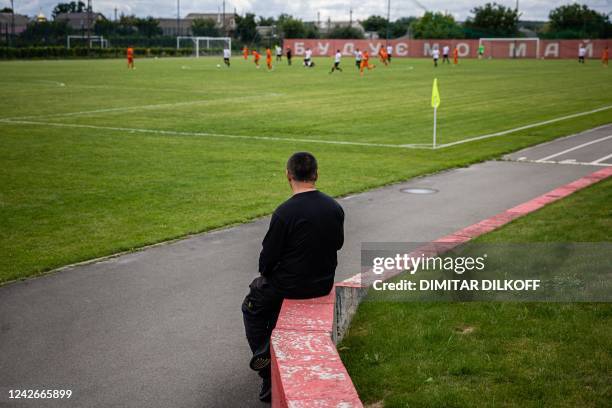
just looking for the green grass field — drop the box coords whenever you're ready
[339,178,612,407]
[0,56,611,282]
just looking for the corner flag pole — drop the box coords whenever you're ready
[431,78,441,149]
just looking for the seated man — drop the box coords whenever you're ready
[242,152,345,402]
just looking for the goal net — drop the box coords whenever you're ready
[176,36,232,57]
[67,35,109,49]
[479,38,541,59]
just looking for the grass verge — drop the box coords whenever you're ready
[339,178,612,407]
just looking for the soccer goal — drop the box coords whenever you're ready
[176,36,232,57]
[479,38,540,59]
[67,35,109,49]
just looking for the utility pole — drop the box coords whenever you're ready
[87,0,92,48]
[114,7,117,22]
[176,0,180,36]
[349,9,352,28]
[514,0,519,59]
[386,0,391,44]
[222,0,226,36]
[10,0,15,47]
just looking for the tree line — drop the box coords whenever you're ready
[5,2,611,48]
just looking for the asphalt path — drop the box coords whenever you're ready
[0,128,608,408]
[504,124,612,166]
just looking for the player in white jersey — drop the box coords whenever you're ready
[223,47,231,67]
[354,48,363,69]
[442,45,450,64]
[275,45,282,62]
[330,50,343,73]
[432,47,440,67]
[578,45,586,64]
[386,45,393,62]
[303,48,313,67]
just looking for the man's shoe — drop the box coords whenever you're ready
[259,377,272,402]
[249,340,271,371]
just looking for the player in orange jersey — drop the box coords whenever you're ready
[252,50,261,68]
[127,46,135,69]
[359,51,375,76]
[243,46,249,60]
[602,46,609,66]
[378,47,389,66]
[453,47,459,65]
[266,47,273,70]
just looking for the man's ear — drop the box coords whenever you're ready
[286,168,291,181]
[313,170,318,182]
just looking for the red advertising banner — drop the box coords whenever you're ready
[283,39,610,59]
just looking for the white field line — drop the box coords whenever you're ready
[35,80,66,87]
[436,106,612,149]
[590,153,612,165]
[2,93,283,121]
[2,105,610,151]
[536,134,612,162]
[0,119,421,149]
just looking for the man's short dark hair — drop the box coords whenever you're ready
[287,152,318,182]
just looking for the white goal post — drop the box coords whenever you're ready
[479,38,540,59]
[176,36,232,57]
[67,35,109,49]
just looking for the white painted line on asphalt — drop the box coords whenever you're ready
[437,106,612,149]
[536,134,612,162]
[590,153,612,165]
[513,158,611,167]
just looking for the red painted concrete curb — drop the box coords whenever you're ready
[270,166,611,407]
[271,289,363,408]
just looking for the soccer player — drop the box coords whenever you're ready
[432,47,440,67]
[243,46,249,60]
[453,47,459,65]
[378,46,389,66]
[386,44,393,63]
[223,47,231,67]
[304,48,313,67]
[478,44,485,59]
[252,50,261,68]
[578,45,586,64]
[354,48,363,69]
[275,45,282,62]
[603,46,609,66]
[330,49,343,73]
[360,51,375,76]
[266,47,273,70]
[286,48,292,65]
[442,45,450,64]
[127,46,134,69]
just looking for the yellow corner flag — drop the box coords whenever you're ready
[431,78,441,109]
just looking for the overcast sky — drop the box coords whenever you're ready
[7,0,612,22]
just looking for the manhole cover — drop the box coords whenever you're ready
[400,187,438,195]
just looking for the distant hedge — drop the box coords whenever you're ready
[0,47,203,60]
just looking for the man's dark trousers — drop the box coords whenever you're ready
[242,276,284,379]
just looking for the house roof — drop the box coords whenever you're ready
[54,12,106,28]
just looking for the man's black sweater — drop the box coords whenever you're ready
[259,190,344,299]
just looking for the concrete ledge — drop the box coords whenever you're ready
[270,167,611,407]
[271,287,363,408]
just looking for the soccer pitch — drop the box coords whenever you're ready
[0,57,610,282]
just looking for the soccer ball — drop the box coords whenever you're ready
[216,64,221,68]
